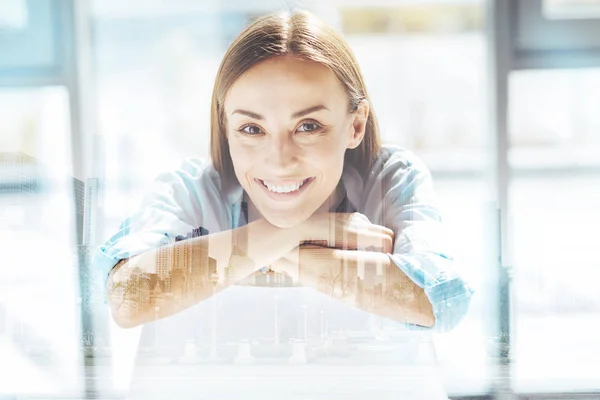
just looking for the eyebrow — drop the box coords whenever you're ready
[231,105,329,120]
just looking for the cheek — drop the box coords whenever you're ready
[312,137,346,166]
[228,141,250,174]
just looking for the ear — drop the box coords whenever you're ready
[347,99,369,150]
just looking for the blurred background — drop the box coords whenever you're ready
[1,0,600,399]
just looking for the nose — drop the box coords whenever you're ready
[267,134,299,169]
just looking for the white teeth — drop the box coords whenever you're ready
[262,179,308,193]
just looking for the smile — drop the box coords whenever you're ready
[256,177,314,195]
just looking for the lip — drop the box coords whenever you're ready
[260,178,308,185]
[254,177,314,201]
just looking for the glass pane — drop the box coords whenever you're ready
[544,0,600,20]
[0,0,59,70]
[0,0,28,30]
[0,87,84,397]
[431,177,493,396]
[340,4,491,396]
[91,1,489,398]
[509,69,600,392]
[510,175,600,392]
[342,4,488,174]
[509,69,600,171]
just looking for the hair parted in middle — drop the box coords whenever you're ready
[210,9,381,182]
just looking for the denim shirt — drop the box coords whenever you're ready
[93,144,474,333]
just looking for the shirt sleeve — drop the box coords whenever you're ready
[91,158,210,298]
[380,152,475,333]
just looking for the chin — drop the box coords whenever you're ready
[264,213,308,229]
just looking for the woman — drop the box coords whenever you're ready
[95,8,472,371]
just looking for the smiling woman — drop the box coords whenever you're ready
[93,8,472,356]
[225,56,368,228]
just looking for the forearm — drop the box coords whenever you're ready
[106,219,299,328]
[299,249,435,328]
[106,254,232,328]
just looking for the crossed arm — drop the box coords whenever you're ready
[106,213,434,329]
[269,245,434,327]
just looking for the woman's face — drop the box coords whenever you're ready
[224,56,369,228]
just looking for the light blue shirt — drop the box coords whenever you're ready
[93,144,474,333]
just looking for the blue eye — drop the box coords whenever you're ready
[239,125,262,135]
[297,122,321,133]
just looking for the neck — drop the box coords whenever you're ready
[318,179,345,213]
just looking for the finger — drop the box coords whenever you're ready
[369,224,394,239]
[363,223,394,243]
[334,213,366,249]
[371,231,393,253]
[355,231,392,253]
[332,225,391,252]
[341,214,393,251]
[338,221,358,250]
[359,222,393,252]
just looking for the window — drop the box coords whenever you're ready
[90,0,491,397]
[0,87,85,397]
[544,0,600,19]
[509,69,600,393]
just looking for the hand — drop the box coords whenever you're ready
[273,244,390,297]
[268,245,335,285]
[300,212,394,253]
[271,243,434,327]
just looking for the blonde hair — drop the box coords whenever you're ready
[210,9,381,181]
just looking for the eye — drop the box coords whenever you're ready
[238,125,262,135]
[296,121,322,133]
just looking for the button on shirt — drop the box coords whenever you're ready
[93,144,474,333]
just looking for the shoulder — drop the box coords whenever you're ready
[136,157,238,232]
[143,157,236,209]
[377,144,428,171]
[161,157,218,183]
[370,144,432,182]
[343,144,434,211]
[148,157,219,195]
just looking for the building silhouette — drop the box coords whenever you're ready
[0,152,39,196]
[226,245,255,283]
[0,151,110,351]
[156,245,173,292]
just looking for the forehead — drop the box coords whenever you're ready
[224,56,347,111]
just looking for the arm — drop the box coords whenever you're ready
[279,245,435,327]
[106,218,300,328]
[380,155,474,332]
[267,153,473,332]
[237,210,434,327]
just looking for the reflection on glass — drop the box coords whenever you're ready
[509,68,600,392]
[0,87,84,397]
[0,0,28,30]
[510,175,600,392]
[340,3,487,174]
[90,1,489,398]
[509,69,600,170]
[431,178,492,395]
[544,0,600,20]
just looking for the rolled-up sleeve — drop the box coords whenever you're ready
[91,159,209,300]
[382,153,474,333]
[92,218,178,283]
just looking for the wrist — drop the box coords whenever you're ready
[300,212,332,247]
[245,219,297,266]
[296,215,313,243]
